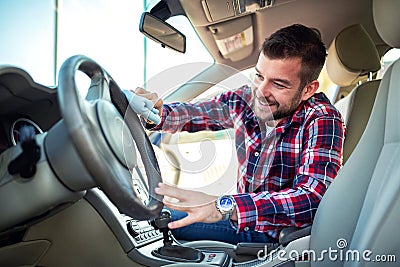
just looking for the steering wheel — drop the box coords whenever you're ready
[57,55,163,220]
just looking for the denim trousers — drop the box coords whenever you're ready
[168,209,276,245]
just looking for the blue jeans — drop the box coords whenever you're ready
[168,209,277,245]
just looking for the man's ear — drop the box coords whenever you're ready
[301,80,319,101]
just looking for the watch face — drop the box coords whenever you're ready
[220,196,234,210]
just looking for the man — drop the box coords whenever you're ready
[134,24,345,244]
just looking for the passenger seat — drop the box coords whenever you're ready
[326,24,381,163]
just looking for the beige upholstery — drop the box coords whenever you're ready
[335,80,380,163]
[310,0,400,265]
[328,24,381,163]
[326,24,380,87]
[373,0,400,48]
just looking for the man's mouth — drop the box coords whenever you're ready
[255,94,276,107]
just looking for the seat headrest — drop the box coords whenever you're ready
[373,0,400,48]
[326,24,381,87]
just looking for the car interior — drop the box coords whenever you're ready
[327,23,381,164]
[0,0,399,266]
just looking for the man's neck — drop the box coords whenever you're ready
[259,119,279,133]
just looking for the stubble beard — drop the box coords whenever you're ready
[252,89,303,123]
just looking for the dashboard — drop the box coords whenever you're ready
[0,65,235,266]
[0,66,61,153]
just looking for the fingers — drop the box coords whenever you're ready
[134,87,148,94]
[155,183,190,210]
[155,183,184,200]
[134,87,163,115]
[134,87,159,103]
[153,98,163,114]
[155,183,215,209]
[155,183,222,228]
[167,214,197,229]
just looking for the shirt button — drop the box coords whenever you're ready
[244,227,249,231]
[254,151,260,157]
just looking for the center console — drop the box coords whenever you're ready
[127,219,163,247]
[84,188,311,267]
[85,188,232,266]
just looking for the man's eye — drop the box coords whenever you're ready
[273,82,286,89]
[255,73,263,80]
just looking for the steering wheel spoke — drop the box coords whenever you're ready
[85,72,112,102]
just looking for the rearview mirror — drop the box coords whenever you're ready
[139,12,186,53]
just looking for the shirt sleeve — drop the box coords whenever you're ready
[148,89,248,133]
[233,116,345,234]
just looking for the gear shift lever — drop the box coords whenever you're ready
[151,210,204,262]
[151,210,173,246]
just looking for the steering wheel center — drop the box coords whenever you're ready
[96,100,137,170]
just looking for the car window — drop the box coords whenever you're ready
[377,48,400,79]
[191,67,254,101]
[157,69,255,194]
[0,1,55,85]
[0,0,213,96]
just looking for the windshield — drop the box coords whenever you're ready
[0,0,213,96]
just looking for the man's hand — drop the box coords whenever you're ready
[123,90,161,124]
[155,183,223,229]
[134,87,163,117]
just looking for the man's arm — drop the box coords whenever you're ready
[135,86,251,133]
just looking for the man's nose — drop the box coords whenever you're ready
[256,81,271,98]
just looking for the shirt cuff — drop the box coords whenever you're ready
[233,193,258,233]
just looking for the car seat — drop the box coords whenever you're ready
[326,23,381,164]
[310,0,400,266]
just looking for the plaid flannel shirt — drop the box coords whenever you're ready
[151,85,345,239]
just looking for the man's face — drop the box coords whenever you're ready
[252,53,306,123]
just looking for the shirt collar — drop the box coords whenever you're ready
[275,92,328,134]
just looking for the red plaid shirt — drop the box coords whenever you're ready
[152,85,345,239]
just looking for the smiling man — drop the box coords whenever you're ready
[134,24,345,244]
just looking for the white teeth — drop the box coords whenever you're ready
[258,98,270,106]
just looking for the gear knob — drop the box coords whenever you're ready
[150,209,205,262]
[152,209,171,230]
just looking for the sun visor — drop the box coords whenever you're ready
[201,0,274,22]
[209,15,253,61]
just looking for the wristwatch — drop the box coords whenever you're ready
[215,195,236,221]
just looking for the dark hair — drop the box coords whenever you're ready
[261,24,327,90]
